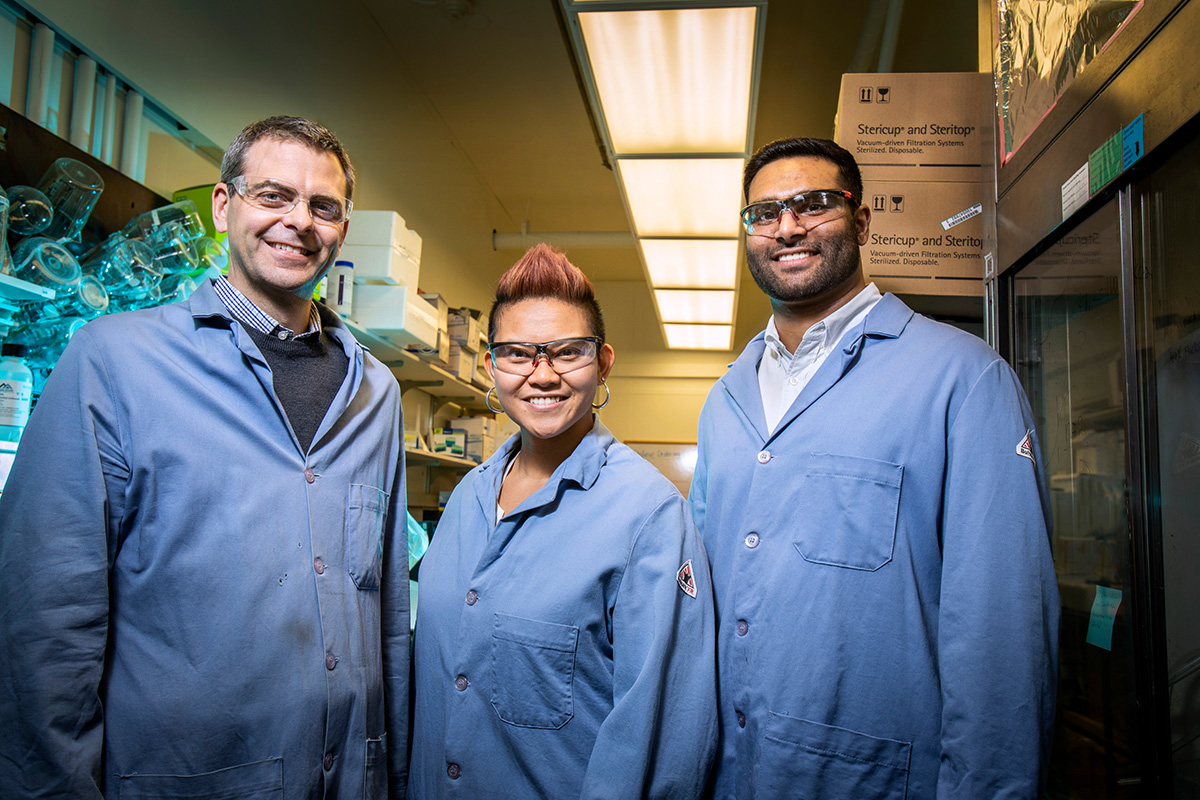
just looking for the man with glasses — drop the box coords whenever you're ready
[0,117,409,798]
[690,138,1059,798]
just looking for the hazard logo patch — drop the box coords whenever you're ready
[1016,429,1035,464]
[677,560,697,599]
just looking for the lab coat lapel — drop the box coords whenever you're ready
[720,334,771,443]
[767,293,916,441]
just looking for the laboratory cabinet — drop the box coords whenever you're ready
[990,0,1200,794]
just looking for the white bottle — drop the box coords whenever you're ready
[0,343,34,443]
[327,260,354,318]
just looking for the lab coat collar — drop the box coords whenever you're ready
[721,293,916,442]
[474,415,614,523]
[186,278,367,455]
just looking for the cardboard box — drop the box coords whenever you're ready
[342,210,423,284]
[418,292,450,331]
[448,309,483,351]
[430,429,465,457]
[859,166,983,297]
[350,284,439,347]
[405,327,451,367]
[834,73,986,167]
[448,342,476,382]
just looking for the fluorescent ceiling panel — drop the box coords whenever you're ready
[618,158,743,237]
[655,289,735,324]
[640,239,739,288]
[663,323,733,350]
[579,7,756,154]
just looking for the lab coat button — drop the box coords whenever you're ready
[745,533,760,549]
[455,674,469,691]
[304,467,315,483]
[323,752,334,770]
[465,590,478,606]
[789,376,799,386]
[736,711,746,728]
[325,653,337,670]
[757,450,771,464]
[736,619,749,636]
[313,557,325,575]
[447,763,461,780]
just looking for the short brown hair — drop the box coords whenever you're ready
[220,115,355,199]
[487,243,605,343]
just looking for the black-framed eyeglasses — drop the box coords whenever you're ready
[739,189,857,236]
[488,337,602,375]
[227,175,353,225]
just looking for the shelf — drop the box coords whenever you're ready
[342,317,489,408]
[405,446,478,470]
[0,273,55,302]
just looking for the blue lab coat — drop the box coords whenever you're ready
[410,419,717,798]
[0,280,410,798]
[691,294,1059,799]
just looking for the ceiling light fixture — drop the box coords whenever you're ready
[559,0,767,350]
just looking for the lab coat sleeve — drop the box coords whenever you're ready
[936,358,1060,798]
[381,402,410,798]
[0,329,123,799]
[580,493,718,800]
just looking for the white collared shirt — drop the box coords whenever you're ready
[757,283,883,433]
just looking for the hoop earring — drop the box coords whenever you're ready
[485,386,504,414]
[592,378,611,410]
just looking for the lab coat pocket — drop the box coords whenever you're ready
[346,483,389,589]
[490,613,578,729]
[793,453,902,571]
[759,712,910,799]
[118,757,283,799]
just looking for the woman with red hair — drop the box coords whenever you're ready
[410,244,717,798]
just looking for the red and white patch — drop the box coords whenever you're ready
[1016,429,1035,464]
[676,560,697,599]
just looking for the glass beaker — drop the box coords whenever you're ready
[35,158,105,242]
[6,186,54,237]
[11,237,82,292]
[122,200,204,243]
[40,274,109,320]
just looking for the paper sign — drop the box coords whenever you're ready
[1121,114,1145,171]
[1086,585,1122,651]
[1062,162,1090,220]
[1089,133,1122,195]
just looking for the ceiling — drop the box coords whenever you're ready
[26,0,979,352]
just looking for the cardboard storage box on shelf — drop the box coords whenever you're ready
[859,165,983,297]
[448,342,476,382]
[350,284,439,348]
[834,72,986,167]
[404,291,453,366]
[340,210,422,286]
[448,308,483,348]
[454,417,497,463]
[430,428,465,457]
[473,360,491,390]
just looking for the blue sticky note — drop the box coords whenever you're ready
[1086,585,1122,651]
[1122,114,1145,171]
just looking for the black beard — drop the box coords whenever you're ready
[746,223,862,304]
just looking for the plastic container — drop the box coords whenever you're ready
[35,158,104,242]
[0,343,34,443]
[326,260,354,317]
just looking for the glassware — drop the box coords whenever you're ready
[11,237,82,292]
[6,186,54,236]
[151,227,200,276]
[40,274,109,320]
[121,200,204,243]
[35,158,105,242]
[191,236,228,273]
[0,188,10,275]
[12,316,88,371]
[82,235,156,296]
